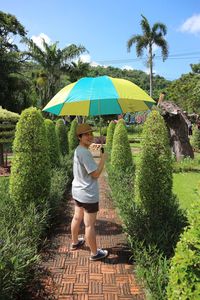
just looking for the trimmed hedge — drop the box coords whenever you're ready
[44,119,60,168]
[68,118,79,152]
[111,120,133,172]
[106,121,116,153]
[56,119,69,156]
[135,110,186,256]
[9,107,51,210]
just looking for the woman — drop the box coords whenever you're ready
[70,123,108,261]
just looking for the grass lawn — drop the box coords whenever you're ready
[173,172,200,210]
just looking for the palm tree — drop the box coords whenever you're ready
[68,59,90,82]
[127,15,169,97]
[23,38,87,106]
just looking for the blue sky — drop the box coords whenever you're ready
[1,0,200,80]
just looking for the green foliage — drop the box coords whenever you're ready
[127,15,168,96]
[9,107,51,210]
[190,127,200,150]
[0,12,34,113]
[138,110,173,208]
[191,62,200,74]
[68,118,79,152]
[108,120,135,230]
[107,164,135,227]
[135,110,187,256]
[134,244,169,300]
[167,201,200,300]
[172,155,200,173]
[0,107,20,123]
[166,73,200,113]
[106,121,116,153]
[55,119,69,155]
[44,119,60,168]
[0,108,19,164]
[23,38,87,107]
[111,120,133,172]
[0,187,47,299]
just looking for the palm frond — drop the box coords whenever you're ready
[152,23,167,36]
[154,37,169,61]
[140,15,151,35]
[62,44,87,61]
[127,35,142,52]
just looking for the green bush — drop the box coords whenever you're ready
[0,197,47,299]
[68,118,79,152]
[134,244,169,300]
[111,120,133,172]
[135,110,186,256]
[55,119,69,156]
[44,119,60,168]
[106,121,116,153]
[190,126,200,151]
[172,156,200,173]
[108,119,134,229]
[126,124,143,135]
[101,126,107,136]
[9,107,51,210]
[107,164,134,226]
[167,201,200,300]
[48,168,68,219]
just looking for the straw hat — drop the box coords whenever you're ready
[76,123,94,136]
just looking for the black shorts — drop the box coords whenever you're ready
[74,199,99,213]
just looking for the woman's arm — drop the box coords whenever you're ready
[90,152,107,178]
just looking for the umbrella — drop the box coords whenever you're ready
[43,76,156,116]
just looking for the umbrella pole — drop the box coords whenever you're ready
[99,115,102,137]
[98,100,104,153]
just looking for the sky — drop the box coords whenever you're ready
[1,0,200,81]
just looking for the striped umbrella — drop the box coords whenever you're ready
[43,76,156,116]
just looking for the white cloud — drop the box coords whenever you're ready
[79,54,91,63]
[90,61,100,67]
[179,14,200,34]
[31,33,51,50]
[122,65,133,71]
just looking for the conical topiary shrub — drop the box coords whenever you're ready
[44,119,60,168]
[9,107,51,210]
[68,118,79,152]
[111,120,133,172]
[55,119,69,156]
[108,119,134,226]
[136,110,186,256]
[106,121,116,153]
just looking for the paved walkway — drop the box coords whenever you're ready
[36,153,145,300]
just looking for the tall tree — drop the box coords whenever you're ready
[0,11,33,112]
[68,59,90,82]
[127,15,169,97]
[23,38,87,107]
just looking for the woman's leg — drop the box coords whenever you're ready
[84,211,97,255]
[71,205,84,244]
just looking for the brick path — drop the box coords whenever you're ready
[37,153,145,300]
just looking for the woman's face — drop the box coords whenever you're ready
[79,131,94,148]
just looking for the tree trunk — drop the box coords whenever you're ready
[149,46,153,97]
[0,143,4,167]
[163,114,194,161]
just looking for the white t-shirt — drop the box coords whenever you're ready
[72,145,99,203]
